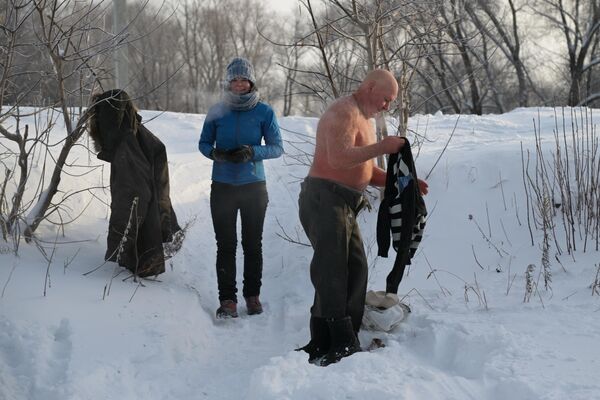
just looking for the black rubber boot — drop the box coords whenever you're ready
[319,316,361,367]
[295,316,330,364]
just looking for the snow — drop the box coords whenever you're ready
[1,107,600,400]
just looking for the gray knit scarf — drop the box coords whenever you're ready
[223,89,260,111]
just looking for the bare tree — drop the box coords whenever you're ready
[21,0,117,239]
[171,0,279,113]
[276,0,449,133]
[534,0,600,106]
[439,0,486,115]
[264,13,308,116]
[0,0,158,246]
[464,0,531,108]
[128,1,182,111]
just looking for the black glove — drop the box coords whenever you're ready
[227,145,254,163]
[210,148,229,162]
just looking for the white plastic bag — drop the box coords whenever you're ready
[362,290,411,332]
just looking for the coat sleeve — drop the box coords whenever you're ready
[376,152,398,258]
[252,105,283,161]
[199,108,217,159]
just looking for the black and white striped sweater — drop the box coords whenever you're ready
[376,138,427,294]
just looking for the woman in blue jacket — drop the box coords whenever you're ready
[199,57,284,319]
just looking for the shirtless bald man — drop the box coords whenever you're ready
[297,69,427,366]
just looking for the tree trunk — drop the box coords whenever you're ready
[568,71,583,106]
[24,110,90,240]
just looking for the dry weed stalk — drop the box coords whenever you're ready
[524,263,535,303]
[468,214,509,257]
[103,197,139,299]
[506,257,517,296]
[541,196,553,291]
[424,260,489,310]
[523,108,600,255]
[471,244,485,270]
[520,143,535,246]
[164,218,195,260]
[592,264,600,296]
[423,251,451,296]
[463,273,489,310]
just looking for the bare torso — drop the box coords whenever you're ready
[308,96,376,191]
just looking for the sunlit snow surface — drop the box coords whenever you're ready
[1,107,599,400]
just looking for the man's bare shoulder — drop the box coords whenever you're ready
[322,95,359,122]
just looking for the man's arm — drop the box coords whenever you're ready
[369,165,387,187]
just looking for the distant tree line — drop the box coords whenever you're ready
[2,0,600,118]
[272,0,600,120]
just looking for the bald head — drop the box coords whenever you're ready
[354,69,398,117]
[360,69,398,93]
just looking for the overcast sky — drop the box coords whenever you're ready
[265,0,299,14]
[155,0,301,14]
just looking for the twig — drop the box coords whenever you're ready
[1,262,17,298]
[471,245,485,270]
[425,115,460,180]
[498,171,507,211]
[275,217,310,247]
[43,228,60,296]
[513,192,522,226]
[562,290,578,300]
[554,254,567,273]
[83,260,110,276]
[486,202,492,238]
[473,272,488,310]
[129,280,144,303]
[592,263,600,296]
[63,248,81,274]
[500,218,513,247]
[506,257,516,296]
[423,251,451,296]
[469,214,509,257]
[520,142,535,246]
[400,288,435,311]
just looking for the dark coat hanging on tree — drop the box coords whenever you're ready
[88,89,181,277]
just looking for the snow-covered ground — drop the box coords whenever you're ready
[1,107,599,400]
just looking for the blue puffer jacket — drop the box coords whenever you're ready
[199,101,284,185]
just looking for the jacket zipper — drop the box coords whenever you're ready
[235,111,241,180]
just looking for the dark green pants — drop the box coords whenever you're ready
[298,177,368,333]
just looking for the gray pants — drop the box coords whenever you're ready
[298,177,368,333]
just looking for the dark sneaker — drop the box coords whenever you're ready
[245,296,263,315]
[216,300,238,319]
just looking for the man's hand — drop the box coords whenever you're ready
[379,136,406,154]
[417,178,429,195]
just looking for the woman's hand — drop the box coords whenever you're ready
[227,145,254,163]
